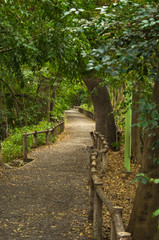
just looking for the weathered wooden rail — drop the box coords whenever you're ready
[78,107,95,120]
[90,131,108,175]
[89,131,132,240]
[23,120,64,161]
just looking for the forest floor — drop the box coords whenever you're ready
[0,109,140,240]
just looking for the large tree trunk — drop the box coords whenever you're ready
[11,84,22,127]
[0,83,9,138]
[83,75,116,148]
[128,79,159,240]
[37,75,51,121]
[50,85,58,121]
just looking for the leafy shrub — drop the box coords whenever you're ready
[1,120,56,163]
[80,103,94,113]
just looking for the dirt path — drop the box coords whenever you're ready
[0,109,95,240]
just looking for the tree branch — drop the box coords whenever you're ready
[5,93,34,101]
[0,78,24,109]
[0,45,24,54]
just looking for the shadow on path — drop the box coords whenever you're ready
[0,109,95,240]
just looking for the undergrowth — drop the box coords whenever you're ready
[1,120,56,163]
[80,103,94,113]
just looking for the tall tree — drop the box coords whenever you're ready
[83,74,116,147]
[128,79,159,240]
[77,1,159,238]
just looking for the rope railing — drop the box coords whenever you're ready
[89,131,132,240]
[23,120,64,162]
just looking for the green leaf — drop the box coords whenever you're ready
[81,51,87,57]
[153,179,159,184]
[142,178,148,184]
[152,209,159,218]
[94,64,103,71]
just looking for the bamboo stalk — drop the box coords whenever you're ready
[124,92,132,172]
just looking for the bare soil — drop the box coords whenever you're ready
[0,109,95,240]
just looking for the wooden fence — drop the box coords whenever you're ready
[89,131,132,240]
[78,107,122,144]
[78,107,95,121]
[23,120,64,162]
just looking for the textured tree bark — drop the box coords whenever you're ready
[83,75,116,148]
[50,85,58,121]
[37,75,51,121]
[11,84,22,127]
[128,79,159,240]
[0,83,9,138]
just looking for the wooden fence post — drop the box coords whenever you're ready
[56,123,59,135]
[93,181,103,240]
[101,151,107,175]
[89,177,94,222]
[59,122,62,133]
[63,121,65,132]
[103,141,108,149]
[102,141,108,174]
[46,129,50,144]
[23,132,27,162]
[90,131,96,148]
[60,122,62,133]
[60,121,64,133]
[58,123,60,134]
[94,132,98,149]
[99,135,105,163]
[101,136,105,149]
[89,155,97,222]
[50,127,55,140]
[90,155,97,169]
[33,131,37,148]
[99,134,102,150]
[111,207,123,240]
[97,133,100,150]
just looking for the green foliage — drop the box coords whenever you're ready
[1,120,55,162]
[80,103,94,113]
[131,172,159,185]
[75,1,159,83]
[131,173,149,185]
[111,141,121,150]
[134,100,159,131]
[152,208,159,231]
[152,209,159,218]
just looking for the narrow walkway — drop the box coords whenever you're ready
[0,109,95,240]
